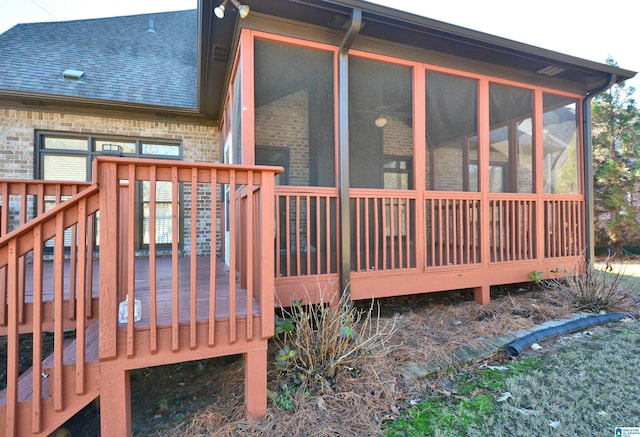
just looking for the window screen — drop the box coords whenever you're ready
[425,71,478,191]
[254,39,335,187]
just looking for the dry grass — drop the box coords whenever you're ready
[544,257,638,314]
[154,285,577,437]
[386,288,573,372]
[468,320,640,436]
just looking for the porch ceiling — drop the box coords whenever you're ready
[199,0,636,125]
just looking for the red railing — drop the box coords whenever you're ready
[274,187,340,277]
[544,196,585,258]
[489,195,537,263]
[0,185,100,435]
[424,192,481,268]
[0,180,93,328]
[96,157,279,360]
[351,189,417,272]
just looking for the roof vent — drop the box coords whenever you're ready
[537,65,565,76]
[148,18,156,33]
[62,69,85,80]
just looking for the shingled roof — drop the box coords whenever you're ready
[0,9,197,108]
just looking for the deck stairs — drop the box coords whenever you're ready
[0,322,101,436]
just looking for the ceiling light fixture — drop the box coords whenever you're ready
[214,0,250,19]
[375,115,387,128]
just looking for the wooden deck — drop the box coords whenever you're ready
[21,256,258,327]
[0,159,278,436]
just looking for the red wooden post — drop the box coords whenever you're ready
[476,78,491,305]
[259,171,275,339]
[4,239,19,436]
[99,367,132,436]
[97,159,120,361]
[245,348,267,419]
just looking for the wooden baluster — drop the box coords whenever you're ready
[32,224,44,433]
[126,166,136,358]
[228,170,237,344]
[245,172,254,341]
[171,166,180,351]
[190,168,198,349]
[69,186,79,321]
[208,170,217,346]
[53,212,65,412]
[149,166,158,354]
[75,197,87,395]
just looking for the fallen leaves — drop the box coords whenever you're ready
[496,392,513,402]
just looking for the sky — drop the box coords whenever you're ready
[0,0,638,91]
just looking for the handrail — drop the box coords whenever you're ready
[0,185,99,435]
[0,179,92,239]
[0,180,94,329]
[0,185,100,259]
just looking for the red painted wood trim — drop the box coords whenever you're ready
[171,166,180,351]
[208,169,218,346]
[190,168,199,349]
[149,165,158,353]
[53,211,65,411]
[5,239,18,436]
[75,197,87,396]
[98,161,119,361]
[127,166,137,358]
[31,224,43,433]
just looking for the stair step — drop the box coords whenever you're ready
[0,321,100,405]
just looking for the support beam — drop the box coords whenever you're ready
[338,9,362,297]
[245,348,268,419]
[474,284,490,305]
[99,368,131,436]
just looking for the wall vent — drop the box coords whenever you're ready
[537,65,565,76]
[212,45,230,63]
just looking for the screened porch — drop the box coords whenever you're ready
[227,30,586,305]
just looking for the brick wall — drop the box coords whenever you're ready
[0,108,219,255]
[429,140,534,192]
[383,117,412,158]
[255,89,310,186]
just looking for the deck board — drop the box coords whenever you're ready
[22,256,259,328]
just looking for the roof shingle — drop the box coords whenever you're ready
[0,10,197,108]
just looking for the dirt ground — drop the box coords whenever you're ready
[19,281,636,435]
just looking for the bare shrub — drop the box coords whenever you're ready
[543,258,637,313]
[273,288,397,393]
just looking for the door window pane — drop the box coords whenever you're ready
[96,139,136,154]
[44,137,88,150]
[43,155,87,181]
[142,181,175,245]
[142,142,180,156]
